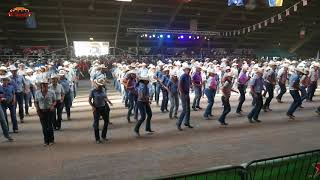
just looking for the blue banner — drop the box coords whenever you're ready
[269,0,283,7]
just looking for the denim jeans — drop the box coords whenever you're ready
[192,86,202,108]
[218,96,231,124]
[134,101,152,133]
[53,100,64,129]
[169,93,179,118]
[263,83,274,109]
[0,106,10,139]
[276,82,286,101]
[93,106,110,141]
[160,89,169,111]
[300,86,307,102]
[38,110,54,144]
[63,93,72,118]
[155,83,161,105]
[248,93,263,120]
[127,92,138,121]
[2,103,18,131]
[307,82,317,101]
[15,92,24,120]
[287,90,301,116]
[177,94,190,127]
[203,88,216,117]
[236,84,246,113]
[24,92,31,114]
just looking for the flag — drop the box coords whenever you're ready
[264,20,268,26]
[271,17,275,23]
[243,28,245,34]
[253,25,256,31]
[285,9,290,16]
[233,30,236,36]
[268,0,283,7]
[294,4,298,11]
[228,0,244,6]
[316,50,319,60]
[238,30,241,35]
[278,14,282,20]
[302,0,307,6]
[258,23,262,29]
[25,13,37,29]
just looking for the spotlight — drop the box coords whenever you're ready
[160,34,163,38]
[178,37,180,39]
[197,36,200,39]
[149,36,152,38]
[152,34,156,38]
[189,36,192,39]
[167,35,171,38]
[204,36,207,39]
[140,35,144,38]
[89,37,94,41]
[144,34,148,37]
[180,35,184,39]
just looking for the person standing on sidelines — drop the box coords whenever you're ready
[49,74,65,130]
[34,79,56,146]
[134,76,153,137]
[89,78,113,144]
[203,68,218,120]
[236,65,250,114]
[286,68,304,119]
[177,63,193,131]
[247,68,265,123]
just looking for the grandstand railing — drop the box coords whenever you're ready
[0,55,67,61]
[151,149,320,180]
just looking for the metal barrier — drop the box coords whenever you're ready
[245,149,320,180]
[152,165,246,180]
[151,149,320,180]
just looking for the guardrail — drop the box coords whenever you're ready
[151,149,320,180]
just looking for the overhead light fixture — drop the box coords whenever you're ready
[115,0,132,2]
[89,37,94,41]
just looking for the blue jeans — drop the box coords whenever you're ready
[24,92,31,114]
[2,103,18,131]
[155,83,161,105]
[218,96,231,124]
[307,82,317,101]
[0,106,10,139]
[15,92,24,120]
[38,110,54,144]
[276,82,286,101]
[248,93,263,120]
[169,93,179,118]
[192,86,202,108]
[93,106,110,141]
[177,94,190,127]
[203,88,216,117]
[161,89,169,111]
[127,92,138,121]
[263,83,274,109]
[134,101,152,132]
[53,100,63,129]
[236,84,246,113]
[287,90,301,116]
[63,93,72,118]
[300,86,307,102]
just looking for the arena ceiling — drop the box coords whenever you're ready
[0,0,319,56]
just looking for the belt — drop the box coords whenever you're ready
[39,109,50,112]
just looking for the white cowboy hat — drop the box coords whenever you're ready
[0,75,10,80]
[0,66,7,71]
[40,79,49,84]
[94,78,105,86]
[9,65,17,71]
[295,67,305,74]
[182,63,191,70]
[26,68,33,73]
[50,74,59,79]
[207,68,216,74]
[58,70,66,76]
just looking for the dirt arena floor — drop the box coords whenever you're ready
[0,80,319,180]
